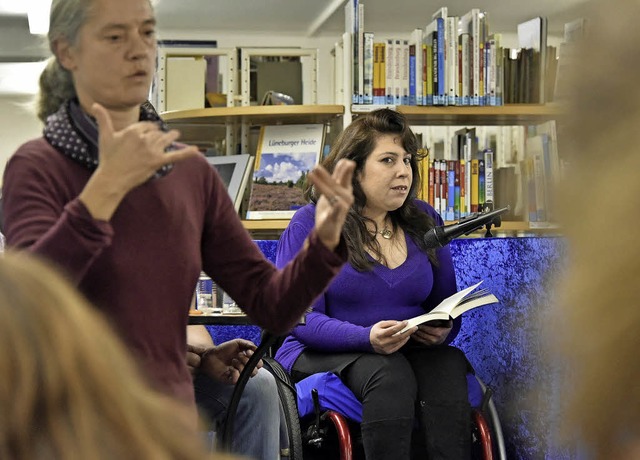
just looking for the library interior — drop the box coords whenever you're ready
[1,0,636,459]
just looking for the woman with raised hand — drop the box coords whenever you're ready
[1,0,354,457]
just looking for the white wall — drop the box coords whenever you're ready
[0,95,42,184]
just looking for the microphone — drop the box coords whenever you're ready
[424,206,510,249]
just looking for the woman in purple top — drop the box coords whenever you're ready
[275,109,471,459]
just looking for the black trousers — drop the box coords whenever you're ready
[292,345,471,460]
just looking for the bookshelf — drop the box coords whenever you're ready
[158,24,565,238]
[163,105,344,154]
[163,105,345,126]
[381,104,563,126]
[163,103,563,238]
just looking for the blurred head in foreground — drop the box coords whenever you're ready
[0,251,211,460]
[556,0,640,458]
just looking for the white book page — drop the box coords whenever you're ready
[428,280,483,315]
[397,281,483,334]
[450,293,499,317]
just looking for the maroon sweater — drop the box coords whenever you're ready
[3,138,346,405]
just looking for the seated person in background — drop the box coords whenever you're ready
[2,0,355,456]
[187,325,282,458]
[0,251,216,460]
[275,108,472,459]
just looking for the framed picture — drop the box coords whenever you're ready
[246,124,325,219]
[206,153,253,212]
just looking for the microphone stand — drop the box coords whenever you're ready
[481,201,500,238]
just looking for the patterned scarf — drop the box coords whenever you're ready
[43,99,173,177]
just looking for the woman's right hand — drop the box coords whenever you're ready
[370,320,416,355]
[78,103,200,221]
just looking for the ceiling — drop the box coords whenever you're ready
[0,0,590,62]
[0,0,586,48]
[153,0,590,37]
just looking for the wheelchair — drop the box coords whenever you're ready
[256,333,507,460]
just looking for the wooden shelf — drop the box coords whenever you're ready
[352,104,564,126]
[242,219,561,238]
[162,105,345,126]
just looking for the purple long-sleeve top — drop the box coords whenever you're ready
[274,200,459,373]
[2,138,347,405]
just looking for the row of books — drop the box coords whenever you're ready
[207,121,562,227]
[419,153,495,222]
[344,2,555,107]
[414,120,561,225]
[520,121,561,224]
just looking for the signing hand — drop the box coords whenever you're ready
[199,339,262,385]
[308,158,356,251]
[370,320,417,355]
[411,319,453,346]
[92,103,200,190]
[79,103,201,221]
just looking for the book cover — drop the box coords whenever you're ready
[246,124,325,220]
[397,281,499,334]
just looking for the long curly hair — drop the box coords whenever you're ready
[307,109,437,270]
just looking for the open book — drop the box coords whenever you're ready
[397,281,499,334]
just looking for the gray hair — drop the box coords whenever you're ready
[37,0,93,122]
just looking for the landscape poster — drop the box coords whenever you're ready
[246,124,325,219]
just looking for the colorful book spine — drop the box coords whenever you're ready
[439,160,447,217]
[401,40,409,105]
[471,159,479,212]
[394,39,402,105]
[363,32,374,104]
[428,159,435,207]
[478,158,486,208]
[447,160,455,221]
[409,44,416,105]
[385,39,394,104]
[434,18,446,105]
[483,148,494,204]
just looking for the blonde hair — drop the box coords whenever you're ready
[0,252,211,459]
[555,0,640,457]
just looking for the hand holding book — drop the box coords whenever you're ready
[396,281,499,335]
